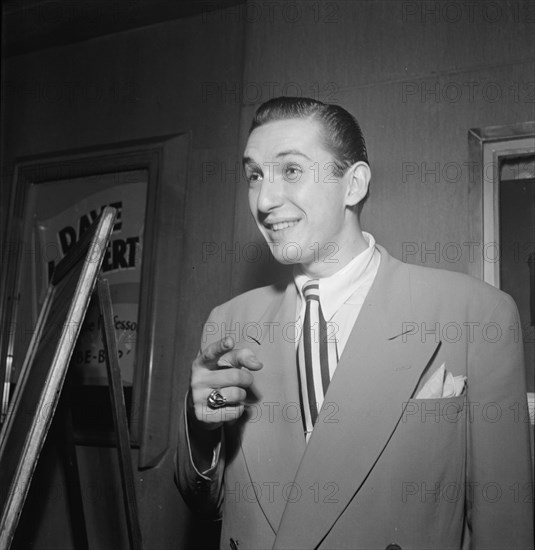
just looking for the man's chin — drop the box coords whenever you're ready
[270,254,299,266]
[267,246,309,266]
[260,234,307,265]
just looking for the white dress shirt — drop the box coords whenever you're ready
[294,232,381,361]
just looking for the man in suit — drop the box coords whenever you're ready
[176,97,533,550]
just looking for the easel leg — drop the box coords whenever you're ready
[97,278,143,550]
[57,378,89,550]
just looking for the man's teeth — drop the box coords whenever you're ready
[270,221,299,231]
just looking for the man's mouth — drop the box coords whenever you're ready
[264,219,300,232]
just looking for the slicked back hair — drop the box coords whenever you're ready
[249,96,369,177]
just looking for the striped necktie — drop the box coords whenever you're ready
[297,279,337,440]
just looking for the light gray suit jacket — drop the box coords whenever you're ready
[177,246,533,550]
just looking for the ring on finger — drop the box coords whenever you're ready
[207,389,227,409]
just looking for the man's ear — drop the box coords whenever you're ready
[344,162,371,207]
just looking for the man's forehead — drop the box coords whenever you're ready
[243,118,323,161]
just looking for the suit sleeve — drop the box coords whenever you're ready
[175,306,226,519]
[466,293,534,549]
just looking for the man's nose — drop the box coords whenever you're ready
[256,178,284,213]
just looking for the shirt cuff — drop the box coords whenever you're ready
[183,392,222,480]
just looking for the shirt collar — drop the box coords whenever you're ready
[294,232,378,321]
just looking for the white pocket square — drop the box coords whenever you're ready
[415,363,466,399]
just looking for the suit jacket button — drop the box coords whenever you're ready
[385,544,402,550]
[230,538,239,550]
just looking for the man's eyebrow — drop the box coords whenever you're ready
[242,156,258,168]
[276,149,312,161]
[242,150,312,167]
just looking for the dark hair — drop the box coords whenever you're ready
[249,96,369,177]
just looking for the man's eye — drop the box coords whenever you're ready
[284,165,302,182]
[247,172,262,184]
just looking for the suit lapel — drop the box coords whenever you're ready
[273,247,440,549]
[238,281,307,534]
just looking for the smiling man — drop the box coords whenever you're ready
[176,97,533,550]
[244,111,369,276]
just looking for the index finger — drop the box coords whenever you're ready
[199,336,235,368]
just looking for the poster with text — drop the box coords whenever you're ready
[33,171,147,385]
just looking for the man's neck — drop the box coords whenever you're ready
[300,229,369,279]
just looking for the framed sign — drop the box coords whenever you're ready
[31,171,146,387]
[0,135,189,468]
